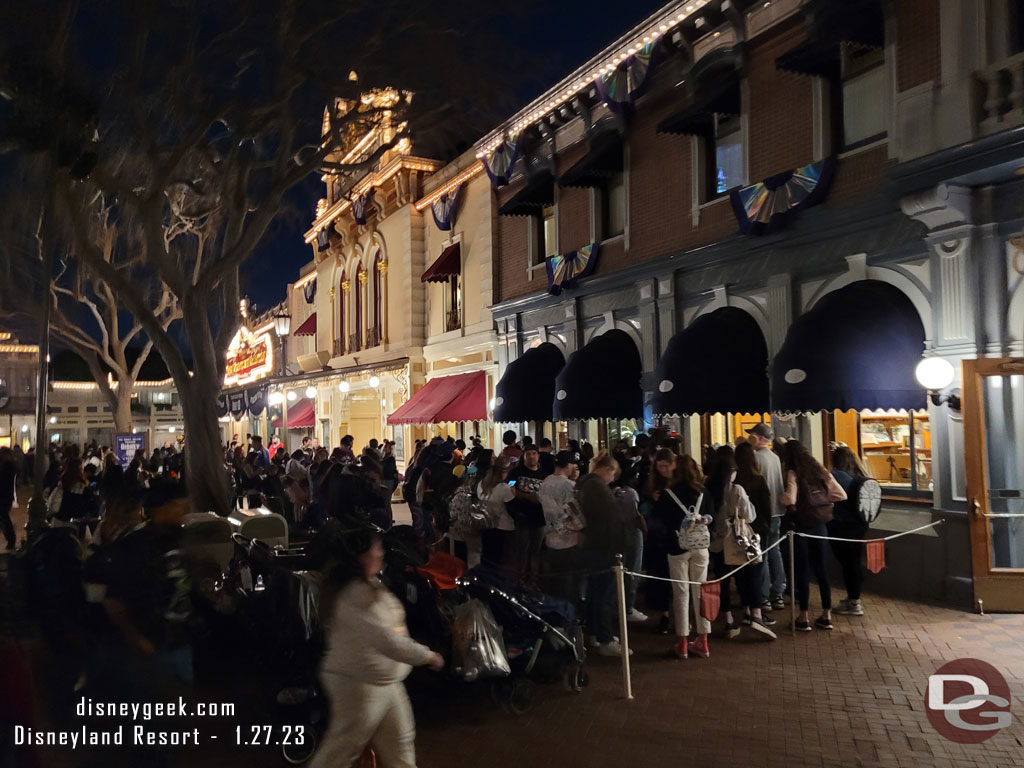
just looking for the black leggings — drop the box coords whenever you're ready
[0,502,14,548]
[793,523,832,612]
[828,522,868,601]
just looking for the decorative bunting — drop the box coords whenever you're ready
[430,183,462,231]
[594,40,660,115]
[545,243,599,296]
[866,540,886,574]
[482,134,521,188]
[245,387,267,418]
[215,394,229,418]
[729,157,836,236]
[227,391,248,418]
[303,277,317,304]
[316,228,330,252]
[700,582,721,622]
[352,189,375,226]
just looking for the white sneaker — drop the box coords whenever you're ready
[725,625,742,640]
[597,641,634,657]
[588,635,619,647]
[627,608,648,623]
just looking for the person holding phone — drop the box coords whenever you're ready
[506,445,550,584]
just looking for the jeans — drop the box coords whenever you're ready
[764,516,786,600]
[514,525,545,583]
[793,523,832,612]
[312,674,417,768]
[828,521,868,601]
[584,551,615,644]
[623,528,643,613]
[666,549,710,637]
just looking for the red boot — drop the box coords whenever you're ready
[673,637,688,659]
[687,634,709,659]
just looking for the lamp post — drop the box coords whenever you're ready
[274,311,291,449]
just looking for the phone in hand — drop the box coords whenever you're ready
[507,479,517,487]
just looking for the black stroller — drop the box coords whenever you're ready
[456,568,588,714]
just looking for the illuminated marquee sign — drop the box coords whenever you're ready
[224,326,273,386]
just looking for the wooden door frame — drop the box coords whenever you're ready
[962,357,1024,610]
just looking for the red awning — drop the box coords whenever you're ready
[387,371,487,425]
[421,242,461,283]
[293,313,317,337]
[272,399,316,428]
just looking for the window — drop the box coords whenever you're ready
[601,172,626,239]
[443,275,462,333]
[371,252,383,347]
[832,409,932,495]
[337,271,347,356]
[838,45,888,149]
[529,205,557,267]
[703,114,744,202]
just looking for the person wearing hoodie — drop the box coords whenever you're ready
[312,530,443,768]
[577,451,632,657]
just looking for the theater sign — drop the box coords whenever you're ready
[224,325,273,387]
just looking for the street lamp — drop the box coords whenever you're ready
[274,311,291,378]
[369,375,380,389]
[915,357,960,411]
[305,385,317,399]
[338,381,349,393]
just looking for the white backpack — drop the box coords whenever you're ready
[669,490,709,551]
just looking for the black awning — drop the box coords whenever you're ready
[776,0,885,78]
[493,342,566,424]
[559,130,624,188]
[497,170,555,217]
[553,329,642,420]
[771,280,926,413]
[657,46,743,135]
[653,308,769,416]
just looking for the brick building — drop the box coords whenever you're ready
[480,0,1024,608]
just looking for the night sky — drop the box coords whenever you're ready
[242,0,668,312]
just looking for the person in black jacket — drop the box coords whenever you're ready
[0,447,16,549]
[578,451,631,657]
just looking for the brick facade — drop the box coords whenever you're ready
[896,0,942,91]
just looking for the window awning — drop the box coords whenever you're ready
[771,280,926,413]
[493,342,566,423]
[653,308,769,416]
[497,170,555,217]
[775,0,885,78]
[657,46,743,135]
[421,242,461,283]
[272,399,316,429]
[559,130,624,188]
[387,371,487,425]
[293,313,317,337]
[553,329,642,421]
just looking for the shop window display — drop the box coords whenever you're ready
[832,409,932,495]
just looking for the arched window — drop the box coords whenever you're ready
[372,250,383,347]
[337,269,347,356]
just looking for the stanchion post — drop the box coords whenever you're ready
[788,531,796,636]
[614,553,633,700]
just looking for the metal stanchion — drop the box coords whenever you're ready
[788,531,796,636]
[614,553,633,701]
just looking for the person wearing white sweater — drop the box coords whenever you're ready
[312,532,443,768]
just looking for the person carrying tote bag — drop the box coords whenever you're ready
[716,461,776,640]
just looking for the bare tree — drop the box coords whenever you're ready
[0,0,511,513]
[0,176,181,435]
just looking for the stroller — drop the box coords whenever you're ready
[455,567,588,714]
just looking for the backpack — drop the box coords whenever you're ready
[669,490,710,551]
[850,475,883,524]
[793,479,834,527]
[721,486,762,566]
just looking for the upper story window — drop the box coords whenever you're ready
[838,45,888,150]
[443,275,462,333]
[713,115,744,196]
[601,172,626,239]
[531,204,557,266]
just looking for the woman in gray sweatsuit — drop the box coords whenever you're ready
[312,532,443,768]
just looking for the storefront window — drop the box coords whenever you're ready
[831,409,932,496]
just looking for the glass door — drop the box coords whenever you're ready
[963,358,1024,611]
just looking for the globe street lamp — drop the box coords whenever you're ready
[915,357,960,411]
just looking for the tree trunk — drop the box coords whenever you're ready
[112,381,133,435]
[181,374,231,515]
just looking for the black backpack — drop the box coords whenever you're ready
[794,479,834,527]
